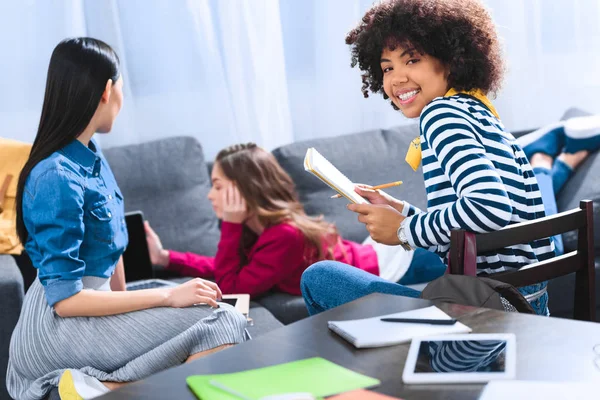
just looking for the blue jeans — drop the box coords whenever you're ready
[533,159,572,257]
[301,261,422,316]
[398,248,447,285]
[302,249,446,315]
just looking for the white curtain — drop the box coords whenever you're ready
[0,0,293,158]
[1,0,599,158]
[487,0,600,130]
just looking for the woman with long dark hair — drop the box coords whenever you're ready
[7,38,246,400]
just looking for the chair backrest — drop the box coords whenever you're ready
[449,200,596,321]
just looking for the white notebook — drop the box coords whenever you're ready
[328,306,472,348]
[304,147,370,204]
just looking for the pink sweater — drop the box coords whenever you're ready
[166,221,379,298]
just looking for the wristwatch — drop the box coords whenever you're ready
[397,223,412,251]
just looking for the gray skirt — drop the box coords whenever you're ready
[6,278,248,400]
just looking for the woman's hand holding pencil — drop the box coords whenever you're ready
[334,180,407,214]
[330,180,403,199]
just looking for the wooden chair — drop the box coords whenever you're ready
[449,200,596,321]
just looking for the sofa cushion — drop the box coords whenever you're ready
[104,137,220,257]
[272,125,425,243]
[246,305,285,337]
[555,108,600,253]
[255,292,309,325]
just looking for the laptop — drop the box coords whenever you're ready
[122,211,250,317]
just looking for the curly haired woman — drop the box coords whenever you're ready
[301,0,598,316]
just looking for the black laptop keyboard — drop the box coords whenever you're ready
[127,281,170,291]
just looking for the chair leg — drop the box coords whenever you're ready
[574,267,595,321]
[450,230,466,275]
[575,200,596,322]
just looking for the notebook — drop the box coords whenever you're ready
[186,357,380,399]
[304,147,370,204]
[328,306,472,348]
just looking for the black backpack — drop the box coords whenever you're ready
[420,274,535,314]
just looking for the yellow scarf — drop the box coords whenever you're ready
[405,89,499,171]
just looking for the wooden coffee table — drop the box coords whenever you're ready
[98,294,600,399]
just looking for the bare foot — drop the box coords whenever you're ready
[186,344,234,363]
[529,153,553,169]
[102,381,128,390]
[558,151,589,170]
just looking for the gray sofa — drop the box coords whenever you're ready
[1,108,599,399]
[103,107,600,321]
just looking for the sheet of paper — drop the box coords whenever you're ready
[304,148,369,204]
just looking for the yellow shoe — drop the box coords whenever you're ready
[58,369,109,400]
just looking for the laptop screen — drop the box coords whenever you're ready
[123,211,155,282]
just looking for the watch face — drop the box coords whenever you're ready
[397,226,407,242]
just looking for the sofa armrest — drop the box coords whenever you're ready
[0,255,24,400]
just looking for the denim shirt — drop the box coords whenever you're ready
[23,138,128,307]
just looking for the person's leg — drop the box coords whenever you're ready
[553,151,588,194]
[398,248,446,285]
[185,344,233,363]
[530,154,564,256]
[362,235,413,283]
[519,122,565,160]
[363,236,445,285]
[301,261,421,315]
[58,344,234,399]
[531,151,590,257]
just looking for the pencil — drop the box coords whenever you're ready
[330,180,403,199]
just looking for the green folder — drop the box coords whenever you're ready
[186,357,380,399]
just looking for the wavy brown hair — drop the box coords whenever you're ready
[346,0,505,110]
[216,143,341,265]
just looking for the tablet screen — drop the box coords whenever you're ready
[414,339,507,374]
[219,298,238,307]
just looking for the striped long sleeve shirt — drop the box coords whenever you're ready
[402,94,555,274]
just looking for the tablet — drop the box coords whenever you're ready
[221,294,250,317]
[402,333,516,384]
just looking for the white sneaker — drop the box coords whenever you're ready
[58,369,111,400]
[564,115,600,153]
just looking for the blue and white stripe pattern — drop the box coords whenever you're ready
[402,94,555,275]
[426,340,507,373]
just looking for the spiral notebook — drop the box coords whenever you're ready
[304,147,370,204]
[328,306,471,348]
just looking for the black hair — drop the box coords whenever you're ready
[346,0,504,109]
[16,37,120,244]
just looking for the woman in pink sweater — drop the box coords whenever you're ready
[145,143,380,298]
[146,143,446,298]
